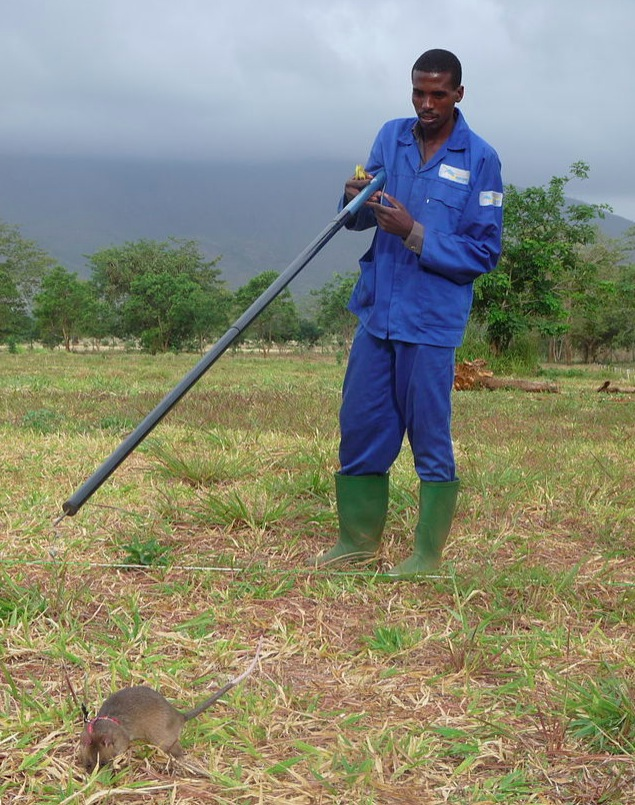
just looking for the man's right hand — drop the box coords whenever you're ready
[345,175,380,204]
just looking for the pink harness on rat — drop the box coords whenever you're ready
[86,715,122,734]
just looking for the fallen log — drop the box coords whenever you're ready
[480,377,559,392]
[454,359,493,391]
[454,359,559,392]
[597,380,635,394]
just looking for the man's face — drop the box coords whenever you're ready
[411,70,464,136]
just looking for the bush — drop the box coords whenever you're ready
[456,322,540,376]
[488,335,541,376]
[456,321,492,363]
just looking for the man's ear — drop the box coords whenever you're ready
[455,85,465,104]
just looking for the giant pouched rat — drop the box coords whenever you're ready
[79,638,262,772]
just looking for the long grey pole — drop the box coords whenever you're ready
[61,170,386,516]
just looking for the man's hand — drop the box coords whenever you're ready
[367,193,414,238]
[344,175,375,203]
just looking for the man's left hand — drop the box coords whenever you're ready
[367,193,414,238]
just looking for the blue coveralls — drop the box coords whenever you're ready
[340,110,503,482]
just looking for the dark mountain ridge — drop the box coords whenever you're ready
[0,154,373,296]
[1,154,632,297]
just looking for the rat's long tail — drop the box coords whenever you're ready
[183,636,263,721]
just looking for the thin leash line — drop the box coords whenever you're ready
[0,556,450,580]
[21,510,635,589]
[1,556,634,587]
[48,508,451,580]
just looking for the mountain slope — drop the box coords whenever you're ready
[1,154,632,297]
[0,155,374,295]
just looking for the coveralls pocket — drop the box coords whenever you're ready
[425,181,469,233]
[351,247,376,308]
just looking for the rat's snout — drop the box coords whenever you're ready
[82,754,111,774]
[81,755,97,774]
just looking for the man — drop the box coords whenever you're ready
[311,49,503,577]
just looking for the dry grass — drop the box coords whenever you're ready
[0,350,633,804]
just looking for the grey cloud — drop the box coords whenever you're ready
[1,0,634,218]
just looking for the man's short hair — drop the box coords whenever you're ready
[412,49,462,88]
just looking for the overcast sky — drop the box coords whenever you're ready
[2,0,635,220]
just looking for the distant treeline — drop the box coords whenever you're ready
[1,162,634,364]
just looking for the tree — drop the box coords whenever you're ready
[0,220,54,335]
[82,295,120,348]
[187,284,233,353]
[33,266,94,350]
[0,268,26,342]
[564,233,631,362]
[233,271,299,356]
[473,162,608,354]
[611,263,635,357]
[122,271,231,353]
[296,317,322,348]
[311,272,359,354]
[88,238,228,352]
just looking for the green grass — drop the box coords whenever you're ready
[0,349,633,803]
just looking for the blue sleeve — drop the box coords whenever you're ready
[421,150,503,285]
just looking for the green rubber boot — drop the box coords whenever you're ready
[388,479,459,578]
[308,473,389,567]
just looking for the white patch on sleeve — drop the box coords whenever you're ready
[479,190,503,207]
[438,163,471,185]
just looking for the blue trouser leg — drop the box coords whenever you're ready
[339,327,456,482]
[403,338,456,482]
[339,328,404,475]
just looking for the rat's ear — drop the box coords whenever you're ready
[97,734,114,748]
[80,732,93,747]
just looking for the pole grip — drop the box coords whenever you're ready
[345,169,386,216]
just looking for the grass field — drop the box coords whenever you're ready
[0,349,633,804]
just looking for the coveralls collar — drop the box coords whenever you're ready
[399,109,470,172]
